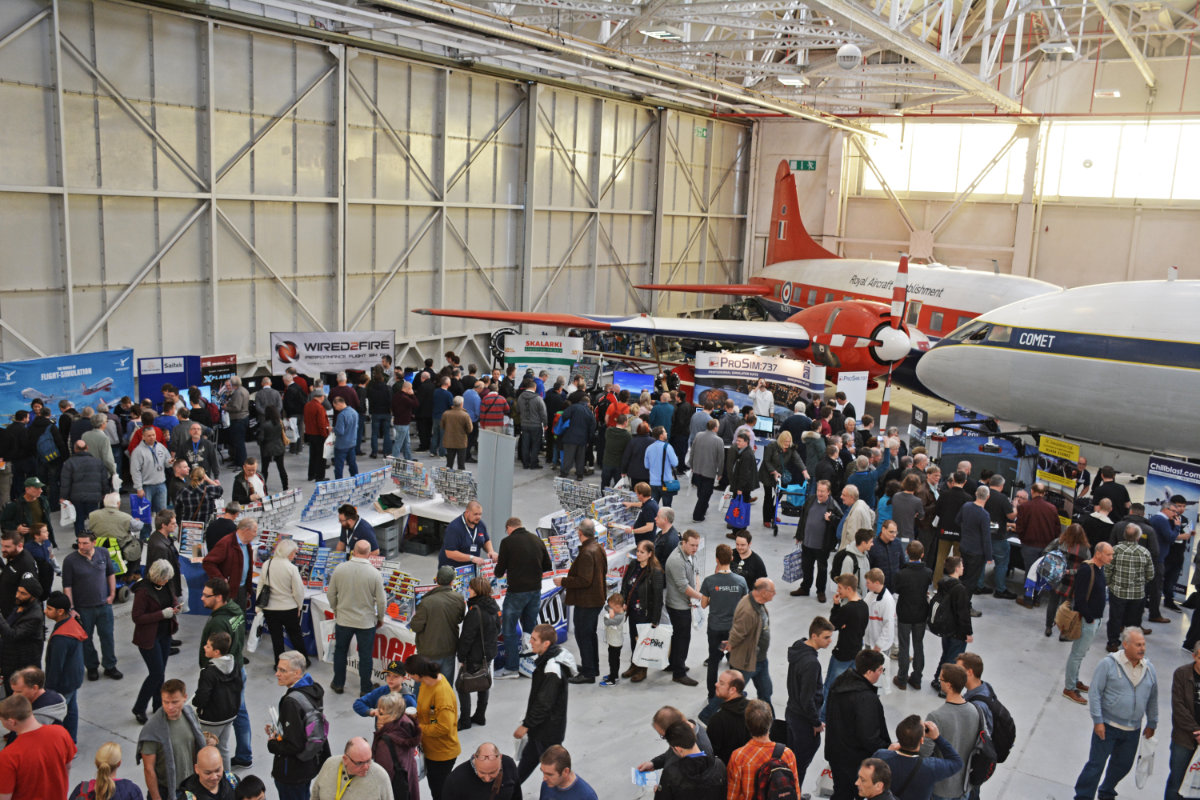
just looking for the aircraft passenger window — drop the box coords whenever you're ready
[807,289,817,306]
[825,292,834,302]
[906,301,923,325]
[986,325,1012,343]
[930,312,943,331]
[843,295,852,301]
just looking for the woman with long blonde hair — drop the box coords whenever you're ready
[68,742,144,800]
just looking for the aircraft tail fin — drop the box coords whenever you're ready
[765,160,839,265]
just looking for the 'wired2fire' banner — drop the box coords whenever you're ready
[271,331,394,375]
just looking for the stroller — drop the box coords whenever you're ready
[772,478,808,538]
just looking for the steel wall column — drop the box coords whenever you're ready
[519,82,538,314]
[587,96,604,313]
[50,0,76,352]
[648,109,669,316]
[205,18,218,352]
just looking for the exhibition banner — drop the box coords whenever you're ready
[1036,435,1081,524]
[837,371,869,421]
[694,351,825,394]
[909,405,928,447]
[503,336,583,384]
[270,331,394,375]
[0,349,135,418]
[1146,456,1200,595]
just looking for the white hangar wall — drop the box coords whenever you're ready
[0,0,751,365]
[749,57,1200,290]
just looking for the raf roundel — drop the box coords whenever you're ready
[276,341,299,363]
[780,282,793,305]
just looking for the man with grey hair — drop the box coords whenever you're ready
[957,485,993,615]
[268,649,329,800]
[175,421,220,479]
[653,506,680,566]
[838,483,875,551]
[1104,523,1155,652]
[555,519,608,684]
[1064,542,1113,704]
[440,394,473,470]
[1073,626,1157,800]
[224,375,250,468]
[984,474,1017,598]
[81,412,116,481]
[328,540,387,696]
[664,530,704,687]
[309,737,392,799]
[202,517,259,608]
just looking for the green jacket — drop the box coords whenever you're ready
[200,599,246,667]
[0,496,54,540]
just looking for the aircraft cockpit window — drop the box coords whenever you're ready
[986,325,1012,343]
[945,321,988,343]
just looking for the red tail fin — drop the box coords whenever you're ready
[765,160,839,264]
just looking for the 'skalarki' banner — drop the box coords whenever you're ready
[1036,435,1081,525]
[503,336,584,384]
[271,331,394,375]
[1145,456,1200,595]
[0,349,135,418]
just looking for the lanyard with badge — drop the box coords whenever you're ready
[464,518,481,554]
[336,763,355,800]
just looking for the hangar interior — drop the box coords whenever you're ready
[2,0,1200,798]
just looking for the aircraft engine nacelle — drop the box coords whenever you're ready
[782,301,922,377]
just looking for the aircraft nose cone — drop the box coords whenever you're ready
[874,326,911,363]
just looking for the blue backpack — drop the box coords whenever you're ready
[36,426,60,462]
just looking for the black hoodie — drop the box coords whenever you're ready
[894,560,934,625]
[785,638,823,726]
[824,668,890,767]
[935,575,973,638]
[706,695,751,766]
[193,653,242,725]
[658,752,727,800]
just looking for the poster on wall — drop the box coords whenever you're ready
[503,336,583,384]
[1035,435,1081,525]
[0,349,135,418]
[199,354,238,400]
[693,351,825,418]
[909,405,928,447]
[1145,456,1200,595]
[270,331,395,375]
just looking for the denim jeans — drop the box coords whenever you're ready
[332,624,375,694]
[143,482,167,513]
[573,606,601,678]
[332,447,358,479]
[356,411,366,452]
[391,425,413,460]
[991,538,1011,592]
[502,590,541,671]
[741,657,773,708]
[1065,619,1101,691]
[63,691,78,741]
[897,621,925,682]
[233,669,252,762]
[134,633,171,714]
[436,656,456,688]
[519,427,542,467]
[77,603,117,671]
[1167,740,1195,800]
[430,420,445,457]
[1073,724,1141,799]
[370,414,392,456]
[275,780,311,800]
[936,638,968,683]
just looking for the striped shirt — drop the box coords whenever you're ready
[479,392,510,428]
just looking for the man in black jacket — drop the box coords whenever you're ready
[441,741,521,800]
[704,669,751,763]
[811,443,846,499]
[494,518,552,678]
[656,720,726,800]
[0,526,40,618]
[893,541,933,692]
[267,650,330,800]
[792,480,843,602]
[513,623,575,785]
[932,556,974,689]
[931,471,972,582]
[824,649,890,800]
[725,432,758,535]
[786,616,835,787]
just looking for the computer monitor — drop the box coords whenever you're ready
[196,385,212,402]
[754,415,774,436]
[613,370,656,395]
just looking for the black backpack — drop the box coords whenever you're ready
[927,586,954,636]
[752,743,799,800]
[973,688,1016,763]
[965,702,999,787]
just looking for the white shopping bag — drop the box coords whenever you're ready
[244,612,266,654]
[615,475,631,491]
[60,501,76,526]
[1179,745,1200,798]
[1136,735,1157,789]
[691,604,705,631]
[816,765,835,797]
[632,623,672,670]
[319,618,337,664]
[718,488,734,511]
[322,434,335,461]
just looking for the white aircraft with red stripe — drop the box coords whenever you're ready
[415,160,1057,389]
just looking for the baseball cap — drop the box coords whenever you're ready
[23,477,45,489]
[385,660,406,676]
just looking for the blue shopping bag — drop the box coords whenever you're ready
[725,495,751,528]
[130,494,153,529]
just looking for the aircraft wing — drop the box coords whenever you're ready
[633,283,774,297]
[413,309,807,348]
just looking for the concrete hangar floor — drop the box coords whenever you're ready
[65,398,1173,800]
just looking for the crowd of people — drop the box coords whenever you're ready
[0,354,1192,800]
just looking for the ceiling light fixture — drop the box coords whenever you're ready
[1093,88,1121,98]
[1038,41,1075,55]
[778,75,808,86]
[638,25,684,40]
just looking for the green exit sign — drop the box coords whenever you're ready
[789,159,817,170]
[695,126,708,138]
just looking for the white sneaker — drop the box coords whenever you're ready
[494,668,521,679]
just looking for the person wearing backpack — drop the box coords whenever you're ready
[873,716,963,800]
[267,650,331,800]
[957,652,1017,795]
[929,557,973,692]
[923,664,982,800]
[725,699,799,800]
[832,528,874,596]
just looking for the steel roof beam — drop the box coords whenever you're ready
[1091,0,1156,87]
[802,0,1029,112]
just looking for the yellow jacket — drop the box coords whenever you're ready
[416,675,461,761]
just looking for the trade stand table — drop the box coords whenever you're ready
[281,506,407,553]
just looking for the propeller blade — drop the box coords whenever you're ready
[878,362,896,433]
[810,333,882,348]
[890,254,909,329]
